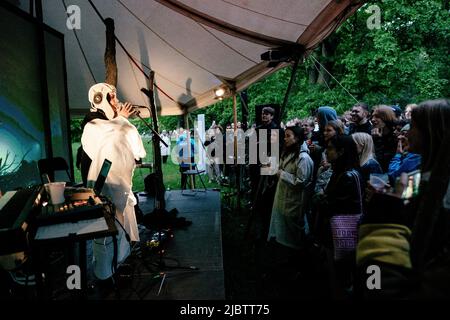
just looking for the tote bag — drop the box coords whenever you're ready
[330,170,363,260]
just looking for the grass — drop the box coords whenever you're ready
[71,137,219,192]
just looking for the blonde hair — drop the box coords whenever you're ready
[352,132,375,166]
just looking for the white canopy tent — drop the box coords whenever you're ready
[16,0,362,116]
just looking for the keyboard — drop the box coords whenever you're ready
[36,197,107,226]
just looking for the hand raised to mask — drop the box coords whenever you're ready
[118,102,135,119]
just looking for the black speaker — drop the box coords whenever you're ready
[255,104,280,127]
[144,173,158,196]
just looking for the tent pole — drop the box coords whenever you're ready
[233,93,238,163]
[141,77,166,209]
[184,112,194,189]
[280,56,301,122]
[232,92,241,211]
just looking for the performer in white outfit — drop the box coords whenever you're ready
[81,83,146,280]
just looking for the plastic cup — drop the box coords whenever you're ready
[369,173,389,191]
[45,182,66,204]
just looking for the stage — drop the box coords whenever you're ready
[87,189,225,300]
[0,189,224,300]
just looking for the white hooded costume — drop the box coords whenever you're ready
[81,83,146,280]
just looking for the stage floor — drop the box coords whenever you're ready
[90,189,225,300]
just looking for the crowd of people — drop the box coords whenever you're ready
[63,80,450,299]
[235,100,450,299]
[103,94,449,299]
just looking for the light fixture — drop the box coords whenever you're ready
[214,88,225,98]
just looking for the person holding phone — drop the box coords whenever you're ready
[356,99,450,299]
[387,124,421,185]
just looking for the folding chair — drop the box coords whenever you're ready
[181,163,207,194]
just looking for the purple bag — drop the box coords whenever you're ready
[330,214,362,260]
[330,171,363,260]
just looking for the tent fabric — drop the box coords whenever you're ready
[17,0,362,116]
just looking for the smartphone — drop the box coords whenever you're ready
[400,170,421,199]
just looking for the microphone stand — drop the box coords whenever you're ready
[138,85,196,274]
[135,112,168,148]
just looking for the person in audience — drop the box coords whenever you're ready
[357,99,450,299]
[352,132,383,184]
[315,106,338,145]
[317,135,363,296]
[393,119,408,138]
[302,118,319,146]
[404,103,418,121]
[391,105,403,121]
[313,119,345,195]
[268,126,313,250]
[323,120,345,142]
[371,105,398,172]
[160,130,171,164]
[348,102,372,135]
[387,124,421,185]
[250,106,283,241]
[309,106,338,178]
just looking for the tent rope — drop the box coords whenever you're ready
[196,22,258,64]
[117,0,221,78]
[310,54,358,103]
[61,0,97,83]
[309,55,340,104]
[125,54,151,108]
[219,0,309,27]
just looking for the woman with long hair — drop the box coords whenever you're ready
[371,105,398,172]
[351,132,383,184]
[313,120,345,203]
[267,126,314,250]
[318,135,364,295]
[357,99,450,299]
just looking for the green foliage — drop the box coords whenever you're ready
[71,0,449,136]
[70,118,83,143]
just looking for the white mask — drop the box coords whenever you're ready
[88,83,117,120]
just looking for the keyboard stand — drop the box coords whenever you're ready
[32,208,118,300]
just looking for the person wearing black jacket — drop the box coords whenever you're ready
[250,106,283,240]
[315,135,363,296]
[371,105,398,172]
[348,102,372,135]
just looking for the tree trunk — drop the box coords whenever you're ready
[308,54,318,84]
[104,18,117,86]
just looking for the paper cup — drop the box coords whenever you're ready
[45,182,66,204]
